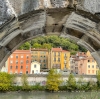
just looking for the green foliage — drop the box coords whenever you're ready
[18,35,86,54]
[0,72,14,91]
[31,83,45,91]
[32,43,41,48]
[42,43,52,50]
[21,74,30,91]
[46,69,62,91]
[96,70,100,87]
[19,42,30,50]
[67,74,76,91]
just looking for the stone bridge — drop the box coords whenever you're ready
[0,0,100,68]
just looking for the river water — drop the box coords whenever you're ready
[0,91,100,99]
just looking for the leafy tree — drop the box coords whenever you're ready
[0,72,14,91]
[32,43,41,48]
[46,69,62,91]
[21,74,30,91]
[42,43,52,50]
[67,74,76,91]
[18,35,87,54]
[19,42,30,50]
[96,70,100,87]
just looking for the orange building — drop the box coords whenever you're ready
[8,50,31,74]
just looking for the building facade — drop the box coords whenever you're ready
[30,61,40,74]
[8,50,31,74]
[31,49,49,71]
[70,51,99,75]
[50,48,70,70]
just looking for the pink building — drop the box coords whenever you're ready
[70,51,99,75]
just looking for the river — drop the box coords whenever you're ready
[0,91,100,99]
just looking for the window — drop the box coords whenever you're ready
[40,64,42,67]
[21,56,23,58]
[88,70,90,73]
[65,64,66,68]
[26,56,29,59]
[54,58,56,62]
[88,65,90,68]
[58,58,60,62]
[16,61,18,64]
[34,65,36,68]
[10,55,13,58]
[15,71,18,74]
[26,60,29,64]
[43,60,46,63]
[54,52,56,56]
[26,66,28,69]
[16,56,18,58]
[10,66,12,69]
[20,66,23,69]
[44,64,46,67]
[92,65,94,68]
[26,71,28,74]
[64,53,67,56]
[58,52,60,56]
[10,61,13,64]
[16,66,18,69]
[20,71,22,74]
[88,60,90,62]
[32,70,34,74]
[20,60,23,64]
[92,70,94,74]
[64,54,67,59]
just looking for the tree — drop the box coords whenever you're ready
[21,74,30,91]
[46,69,62,91]
[96,70,100,87]
[67,74,76,91]
[0,72,14,91]
[19,42,30,50]
[32,43,41,48]
[18,35,87,54]
[42,43,52,50]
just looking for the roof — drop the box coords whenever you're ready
[31,61,40,65]
[52,48,68,52]
[12,50,31,54]
[31,48,48,51]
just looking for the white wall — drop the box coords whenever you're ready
[30,61,40,74]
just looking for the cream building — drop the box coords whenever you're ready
[86,51,99,75]
[30,61,40,74]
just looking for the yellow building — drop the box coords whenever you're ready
[31,49,49,71]
[86,51,99,75]
[31,48,70,71]
[50,48,70,70]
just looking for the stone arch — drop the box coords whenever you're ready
[0,0,100,69]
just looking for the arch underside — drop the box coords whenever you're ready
[0,7,100,68]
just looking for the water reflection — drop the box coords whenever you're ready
[0,92,100,99]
